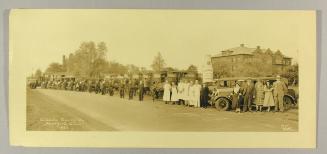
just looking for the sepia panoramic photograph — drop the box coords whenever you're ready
[20,10,302,132]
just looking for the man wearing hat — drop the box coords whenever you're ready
[273,75,288,112]
[242,78,255,112]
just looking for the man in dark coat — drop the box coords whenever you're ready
[119,81,125,98]
[128,81,134,100]
[108,80,114,96]
[95,80,101,94]
[242,78,255,112]
[200,83,210,108]
[138,80,145,101]
[133,79,138,96]
[102,80,108,95]
[99,80,104,94]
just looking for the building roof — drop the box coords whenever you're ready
[44,71,69,75]
[224,46,256,56]
[212,45,254,57]
[212,44,292,59]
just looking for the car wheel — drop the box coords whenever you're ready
[215,98,230,111]
[283,96,294,110]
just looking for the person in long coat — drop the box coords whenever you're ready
[184,80,191,106]
[231,82,241,112]
[95,80,101,94]
[200,83,210,108]
[163,80,171,104]
[170,82,179,104]
[188,81,195,106]
[103,80,109,95]
[192,80,201,107]
[254,80,265,112]
[273,76,288,112]
[177,80,185,105]
[138,80,145,101]
[242,79,255,112]
[263,81,275,112]
[99,80,104,94]
[119,81,125,98]
[128,81,134,100]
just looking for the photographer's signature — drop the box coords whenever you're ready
[281,124,293,131]
[40,117,85,130]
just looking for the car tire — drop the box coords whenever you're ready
[283,95,294,110]
[215,97,230,111]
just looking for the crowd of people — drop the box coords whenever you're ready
[30,78,153,101]
[28,75,290,112]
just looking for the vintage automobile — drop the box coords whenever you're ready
[27,78,38,89]
[209,77,298,111]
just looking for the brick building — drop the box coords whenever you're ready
[211,44,292,78]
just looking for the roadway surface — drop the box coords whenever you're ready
[27,88,298,131]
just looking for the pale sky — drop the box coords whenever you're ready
[10,10,315,74]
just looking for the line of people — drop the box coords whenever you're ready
[31,76,289,112]
[33,78,211,108]
[162,79,210,108]
[230,76,288,113]
[34,79,151,101]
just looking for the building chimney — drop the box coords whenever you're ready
[62,55,67,72]
[240,44,245,47]
[62,55,66,65]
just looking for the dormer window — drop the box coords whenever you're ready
[221,50,233,56]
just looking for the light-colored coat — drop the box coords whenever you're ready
[254,82,264,105]
[177,82,184,100]
[183,83,190,100]
[171,85,179,101]
[273,81,288,97]
[263,85,275,107]
[163,83,171,101]
[192,84,201,107]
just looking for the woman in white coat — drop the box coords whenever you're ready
[177,80,185,105]
[192,80,201,107]
[163,80,171,104]
[188,81,195,107]
[183,80,190,106]
[170,82,179,104]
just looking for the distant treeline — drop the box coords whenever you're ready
[33,41,197,79]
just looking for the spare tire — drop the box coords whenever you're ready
[283,95,295,110]
[215,97,230,111]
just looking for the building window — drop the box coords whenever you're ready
[232,65,236,71]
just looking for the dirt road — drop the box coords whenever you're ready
[27,88,298,131]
